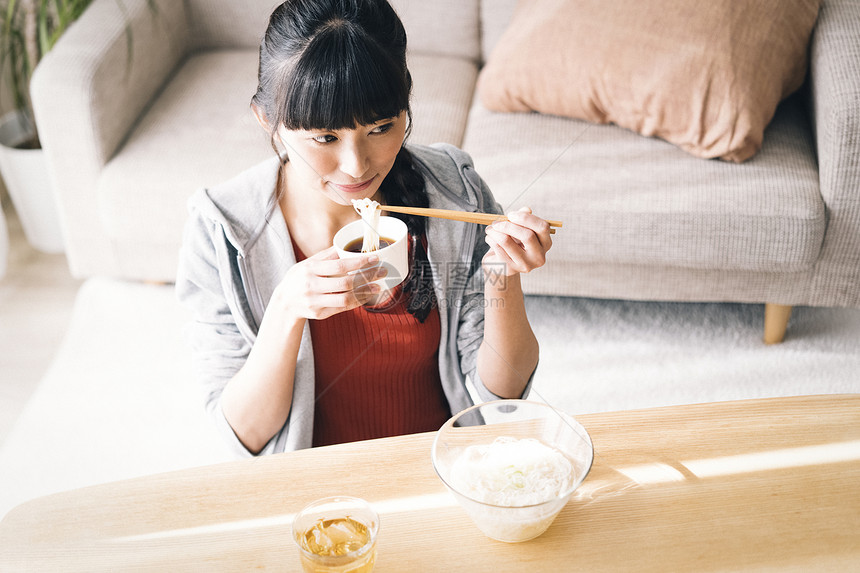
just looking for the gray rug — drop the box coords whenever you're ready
[525,296,860,413]
[1,278,858,519]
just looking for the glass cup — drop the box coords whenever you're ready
[292,496,380,573]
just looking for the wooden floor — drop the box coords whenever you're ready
[0,196,82,446]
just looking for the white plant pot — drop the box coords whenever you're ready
[0,111,65,254]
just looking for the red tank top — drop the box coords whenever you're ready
[292,238,451,447]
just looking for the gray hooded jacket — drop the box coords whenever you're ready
[176,143,532,457]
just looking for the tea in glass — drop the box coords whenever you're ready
[292,496,379,573]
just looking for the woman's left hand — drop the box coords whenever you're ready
[483,206,552,277]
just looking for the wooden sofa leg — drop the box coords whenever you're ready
[763,303,792,345]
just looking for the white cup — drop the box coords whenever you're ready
[333,216,409,292]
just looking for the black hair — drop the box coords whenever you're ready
[253,0,412,134]
[253,0,435,321]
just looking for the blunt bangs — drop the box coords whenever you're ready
[280,21,410,131]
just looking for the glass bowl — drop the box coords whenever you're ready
[431,400,594,543]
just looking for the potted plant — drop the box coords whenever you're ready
[0,0,152,255]
[0,0,102,253]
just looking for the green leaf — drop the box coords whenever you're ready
[53,0,69,29]
[38,1,51,55]
[4,0,19,42]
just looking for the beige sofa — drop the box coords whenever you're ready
[31,0,860,342]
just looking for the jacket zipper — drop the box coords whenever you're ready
[236,253,262,339]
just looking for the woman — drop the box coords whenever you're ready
[176,0,552,456]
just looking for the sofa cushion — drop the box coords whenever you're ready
[479,0,517,62]
[97,50,477,262]
[97,51,272,255]
[391,0,481,61]
[408,54,479,148]
[185,0,278,50]
[183,0,482,61]
[477,0,821,162]
[462,94,825,280]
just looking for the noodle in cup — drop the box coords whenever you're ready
[333,216,409,294]
[432,400,594,543]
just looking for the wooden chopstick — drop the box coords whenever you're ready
[381,205,562,234]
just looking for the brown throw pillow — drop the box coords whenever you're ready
[477,0,821,162]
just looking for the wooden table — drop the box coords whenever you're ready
[1,395,858,571]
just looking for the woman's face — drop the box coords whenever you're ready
[276,111,407,207]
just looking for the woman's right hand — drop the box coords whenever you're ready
[272,246,386,321]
